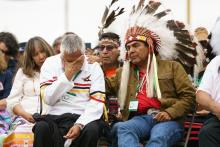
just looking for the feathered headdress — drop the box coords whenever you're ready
[118,0,203,110]
[98,0,124,38]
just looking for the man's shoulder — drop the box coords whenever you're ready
[209,55,220,66]
[158,59,181,69]
[41,54,62,75]
[45,54,60,63]
[83,60,102,72]
[159,59,180,64]
[205,55,220,73]
[43,54,61,68]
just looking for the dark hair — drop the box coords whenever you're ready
[52,36,62,48]
[99,32,121,46]
[206,33,216,61]
[0,50,7,72]
[0,32,19,57]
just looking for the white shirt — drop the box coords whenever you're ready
[198,55,220,103]
[6,68,46,115]
[40,54,105,126]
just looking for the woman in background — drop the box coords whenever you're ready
[0,32,19,76]
[6,36,54,123]
[0,50,13,100]
[1,36,54,146]
[0,49,13,134]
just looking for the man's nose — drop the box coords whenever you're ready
[102,48,109,53]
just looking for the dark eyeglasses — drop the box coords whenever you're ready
[98,45,116,51]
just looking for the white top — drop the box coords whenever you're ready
[6,68,46,115]
[198,55,220,103]
[40,54,105,126]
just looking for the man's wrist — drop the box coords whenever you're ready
[209,100,217,113]
[74,123,84,130]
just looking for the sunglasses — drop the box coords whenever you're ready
[98,45,117,51]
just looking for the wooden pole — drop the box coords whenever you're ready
[187,0,191,25]
[64,0,69,32]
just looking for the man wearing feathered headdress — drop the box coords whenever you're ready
[107,1,196,146]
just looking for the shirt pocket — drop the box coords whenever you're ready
[158,73,176,97]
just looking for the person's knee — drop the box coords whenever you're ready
[112,122,122,132]
[33,121,50,134]
[199,124,212,139]
[83,121,100,137]
[116,121,133,133]
[149,122,184,146]
[110,122,123,138]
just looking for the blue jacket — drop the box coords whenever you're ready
[0,70,13,99]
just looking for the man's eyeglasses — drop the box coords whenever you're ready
[98,45,117,51]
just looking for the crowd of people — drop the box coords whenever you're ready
[0,0,220,147]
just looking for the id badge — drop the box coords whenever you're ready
[129,100,138,112]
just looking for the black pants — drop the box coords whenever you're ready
[199,114,220,147]
[33,113,102,147]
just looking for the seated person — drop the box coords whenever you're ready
[196,55,220,147]
[108,1,196,147]
[88,32,121,122]
[0,49,13,134]
[33,33,105,147]
[0,36,53,145]
[196,51,220,146]
[0,49,13,101]
[0,32,19,76]
[6,36,54,124]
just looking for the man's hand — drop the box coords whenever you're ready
[154,111,171,122]
[64,125,81,140]
[196,110,210,116]
[64,55,84,81]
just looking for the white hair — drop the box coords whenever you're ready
[60,34,85,57]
